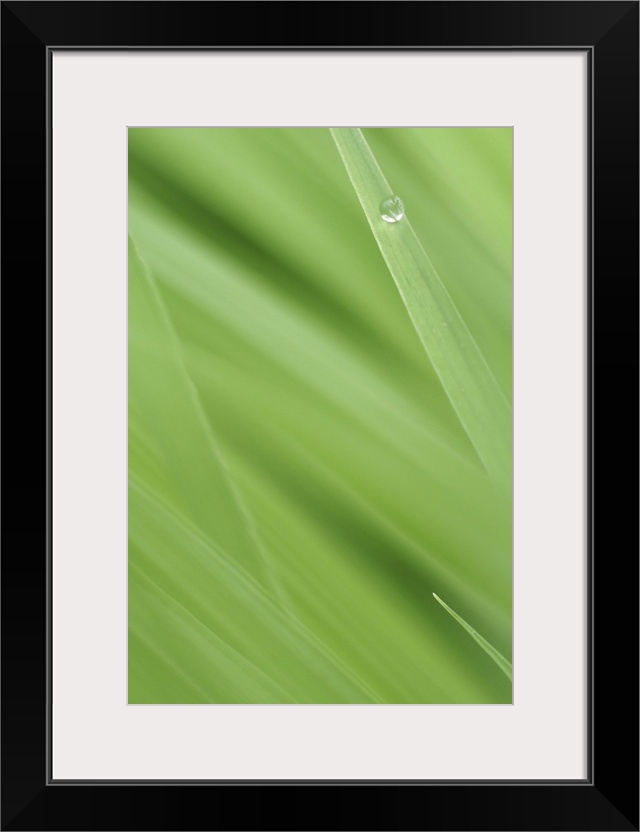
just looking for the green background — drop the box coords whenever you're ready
[128,127,512,704]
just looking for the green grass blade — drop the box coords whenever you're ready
[330,128,511,495]
[128,236,288,603]
[433,592,512,681]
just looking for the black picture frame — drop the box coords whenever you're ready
[2,2,638,830]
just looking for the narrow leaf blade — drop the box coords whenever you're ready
[330,128,511,496]
[433,593,512,681]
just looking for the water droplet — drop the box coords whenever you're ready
[379,195,404,223]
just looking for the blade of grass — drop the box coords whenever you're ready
[433,592,512,681]
[128,236,290,607]
[330,128,511,496]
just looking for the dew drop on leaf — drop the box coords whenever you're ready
[379,195,405,223]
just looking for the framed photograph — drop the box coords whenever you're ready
[2,2,637,830]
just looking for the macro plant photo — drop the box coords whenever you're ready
[128,127,512,705]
